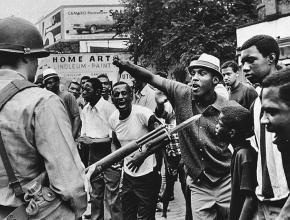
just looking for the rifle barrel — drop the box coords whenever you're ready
[85,115,200,173]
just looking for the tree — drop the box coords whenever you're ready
[113,0,258,70]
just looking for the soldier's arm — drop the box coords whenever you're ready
[34,95,87,218]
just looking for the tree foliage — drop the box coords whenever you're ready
[113,0,258,70]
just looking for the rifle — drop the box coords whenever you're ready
[85,114,200,174]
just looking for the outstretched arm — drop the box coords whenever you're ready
[113,56,165,92]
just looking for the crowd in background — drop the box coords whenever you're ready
[1,16,290,220]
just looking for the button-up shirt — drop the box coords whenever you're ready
[162,79,232,183]
[81,97,116,138]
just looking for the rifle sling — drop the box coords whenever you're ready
[0,79,37,198]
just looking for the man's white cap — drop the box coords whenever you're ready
[42,68,59,83]
[188,53,223,81]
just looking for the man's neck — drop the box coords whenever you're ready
[230,80,240,91]
[259,66,277,84]
[231,138,248,148]
[89,96,101,107]
[119,105,132,120]
[195,90,216,108]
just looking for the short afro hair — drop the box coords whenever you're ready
[87,78,103,92]
[80,75,90,83]
[97,73,109,80]
[239,35,280,65]
[221,60,239,73]
[220,101,252,138]
[262,69,290,107]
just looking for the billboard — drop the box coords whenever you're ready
[37,52,132,84]
[37,9,62,47]
[63,5,124,40]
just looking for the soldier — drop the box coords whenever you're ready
[0,17,87,219]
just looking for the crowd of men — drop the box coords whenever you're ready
[1,16,290,220]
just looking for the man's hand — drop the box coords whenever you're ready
[126,149,147,173]
[77,136,93,145]
[155,90,167,106]
[111,161,123,170]
[113,55,125,76]
[85,164,96,193]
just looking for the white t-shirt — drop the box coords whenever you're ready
[109,104,156,177]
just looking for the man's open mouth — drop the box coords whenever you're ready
[191,84,200,91]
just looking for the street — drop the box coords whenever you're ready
[156,181,186,220]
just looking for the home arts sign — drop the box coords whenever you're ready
[37,52,131,82]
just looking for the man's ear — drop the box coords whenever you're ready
[229,129,236,139]
[213,76,219,85]
[267,53,276,65]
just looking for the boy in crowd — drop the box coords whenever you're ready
[221,60,257,109]
[215,101,257,220]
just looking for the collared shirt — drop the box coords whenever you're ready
[252,90,289,201]
[109,105,156,177]
[0,70,86,216]
[162,79,232,183]
[133,84,156,111]
[81,97,116,138]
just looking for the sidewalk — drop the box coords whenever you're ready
[156,181,186,220]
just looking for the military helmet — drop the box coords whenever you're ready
[0,17,49,58]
